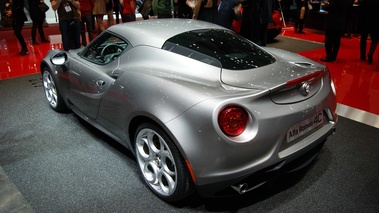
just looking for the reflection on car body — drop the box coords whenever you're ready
[41,19,337,203]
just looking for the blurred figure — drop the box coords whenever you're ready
[217,0,242,30]
[281,0,292,22]
[121,0,136,22]
[320,0,350,62]
[28,0,49,44]
[294,0,310,33]
[51,0,81,51]
[343,0,358,38]
[358,0,379,64]
[152,0,173,18]
[113,0,121,23]
[6,0,28,55]
[79,0,94,46]
[106,0,115,26]
[93,0,107,33]
[190,0,219,23]
[176,0,192,18]
[140,0,153,19]
[240,0,273,46]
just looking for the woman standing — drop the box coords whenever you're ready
[28,0,49,44]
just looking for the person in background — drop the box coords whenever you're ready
[176,0,192,18]
[28,0,50,44]
[189,0,219,24]
[240,0,273,46]
[79,0,94,46]
[92,0,107,33]
[6,0,28,55]
[120,0,136,22]
[358,0,379,64]
[140,0,153,19]
[217,0,241,30]
[113,0,121,24]
[320,0,350,62]
[281,0,292,22]
[152,0,173,18]
[106,0,115,27]
[50,0,81,51]
[294,0,310,34]
[343,0,357,38]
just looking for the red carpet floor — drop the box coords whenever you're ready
[280,28,379,116]
[1,24,378,124]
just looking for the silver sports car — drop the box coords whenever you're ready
[41,19,337,202]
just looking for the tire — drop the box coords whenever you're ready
[134,123,194,202]
[42,68,68,112]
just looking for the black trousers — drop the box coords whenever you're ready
[31,18,46,42]
[324,29,343,60]
[12,20,27,51]
[251,23,269,46]
[360,31,379,58]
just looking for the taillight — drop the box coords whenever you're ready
[218,106,248,136]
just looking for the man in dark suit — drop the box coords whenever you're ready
[320,0,351,62]
[217,0,242,30]
[240,0,273,46]
[6,0,28,55]
[358,0,379,64]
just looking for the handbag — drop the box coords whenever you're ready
[38,2,50,13]
[0,17,13,27]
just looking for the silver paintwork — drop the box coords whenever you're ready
[41,19,338,199]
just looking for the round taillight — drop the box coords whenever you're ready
[218,106,248,136]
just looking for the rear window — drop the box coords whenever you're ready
[162,29,275,70]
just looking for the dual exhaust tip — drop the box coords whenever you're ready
[231,183,249,194]
[231,181,267,194]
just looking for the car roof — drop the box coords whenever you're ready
[106,19,225,48]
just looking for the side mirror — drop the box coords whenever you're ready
[50,52,68,65]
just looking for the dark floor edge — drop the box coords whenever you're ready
[0,166,35,213]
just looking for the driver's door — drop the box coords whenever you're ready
[66,32,128,119]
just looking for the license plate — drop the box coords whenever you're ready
[287,111,324,143]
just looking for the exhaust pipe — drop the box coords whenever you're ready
[231,183,248,194]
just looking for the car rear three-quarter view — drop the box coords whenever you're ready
[40,19,337,203]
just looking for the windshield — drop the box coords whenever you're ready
[162,29,275,70]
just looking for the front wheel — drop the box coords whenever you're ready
[134,123,194,202]
[42,68,68,112]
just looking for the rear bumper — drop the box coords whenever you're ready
[195,126,335,197]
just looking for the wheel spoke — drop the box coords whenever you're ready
[161,151,176,176]
[43,71,59,108]
[143,161,159,185]
[158,169,176,194]
[135,127,178,197]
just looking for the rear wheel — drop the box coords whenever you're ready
[42,68,68,112]
[134,123,194,202]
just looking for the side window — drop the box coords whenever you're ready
[81,32,128,64]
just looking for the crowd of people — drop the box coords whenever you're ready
[0,0,378,64]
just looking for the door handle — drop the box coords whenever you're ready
[96,80,105,87]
